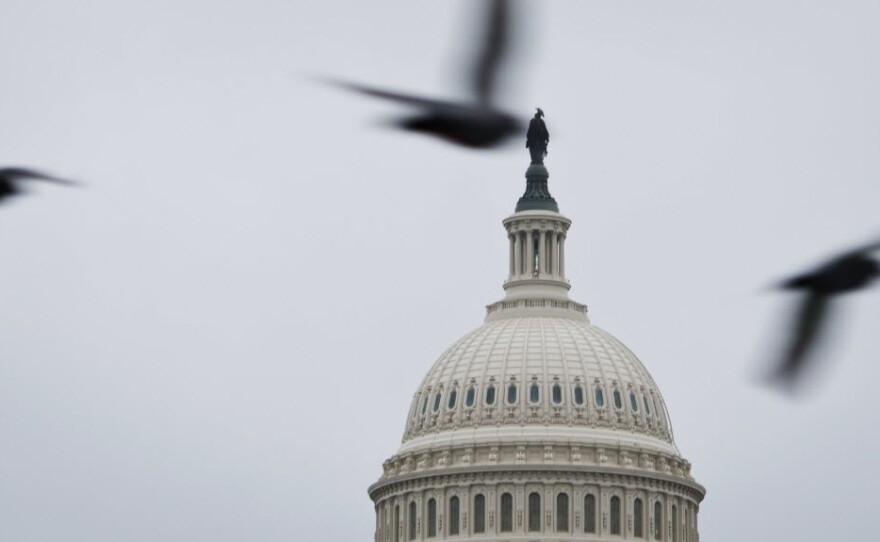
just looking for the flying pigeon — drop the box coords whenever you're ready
[769,239,880,387]
[327,0,523,148]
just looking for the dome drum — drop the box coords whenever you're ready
[371,470,701,542]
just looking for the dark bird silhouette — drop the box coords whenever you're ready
[0,168,77,206]
[769,240,880,388]
[327,0,523,148]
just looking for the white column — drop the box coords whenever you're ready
[525,229,534,276]
[514,232,522,276]
[550,231,558,276]
[538,230,547,276]
[559,234,566,278]
[509,233,515,276]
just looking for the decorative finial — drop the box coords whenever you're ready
[526,107,549,164]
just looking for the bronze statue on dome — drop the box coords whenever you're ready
[526,108,549,164]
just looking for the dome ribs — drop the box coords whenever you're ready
[548,317,574,423]
[403,318,678,444]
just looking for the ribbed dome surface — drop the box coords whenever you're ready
[402,315,674,448]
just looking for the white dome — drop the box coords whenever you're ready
[400,315,676,457]
[370,164,703,542]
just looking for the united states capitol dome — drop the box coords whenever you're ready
[370,152,704,542]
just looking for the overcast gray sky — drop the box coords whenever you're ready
[2,1,880,540]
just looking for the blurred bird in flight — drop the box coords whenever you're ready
[0,167,77,206]
[769,239,880,389]
[326,0,523,148]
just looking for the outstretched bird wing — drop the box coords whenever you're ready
[771,293,832,386]
[326,80,493,117]
[470,0,511,105]
[0,168,77,185]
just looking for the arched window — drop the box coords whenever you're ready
[465,387,476,408]
[474,494,486,534]
[421,396,429,416]
[613,389,623,409]
[433,392,442,412]
[552,383,563,404]
[500,493,513,532]
[485,386,496,406]
[408,502,417,541]
[671,504,678,542]
[654,501,663,540]
[556,493,569,532]
[634,498,644,538]
[584,494,596,533]
[427,499,437,538]
[574,385,585,406]
[610,496,621,535]
[529,382,540,403]
[447,389,458,410]
[594,386,605,407]
[630,392,639,412]
[449,496,460,535]
[507,383,518,405]
[528,492,541,532]
[394,504,400,542]
[643,395,651,415]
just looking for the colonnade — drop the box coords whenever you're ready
[508,226,567,280]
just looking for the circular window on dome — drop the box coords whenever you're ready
[485,385,496,406]
[433,392,442,412]
[630,391,639,412]
[529,383,540,404]
[573,385,585,406]
[551,383,563,405]
[594,386,605,408]
[447,389,458,410]
[612,389,623,409]
[643,395,651,415]
[465,386,476,408]
[507,384,518,405]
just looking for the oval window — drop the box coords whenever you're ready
[630,392,639,412]
[643,396,651,415]
[447,389,458,410]
[421,396,429,415]
[507,384,518,405]
[573,386,585,405]
[486,385,496,406]
[613,389,623,409]
[433,392,442,412]
[552,384,562,404]
[465,387,476,408]
[529,383,540,404]
[594,387,605,407]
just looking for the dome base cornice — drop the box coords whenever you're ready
[369,465,705,503]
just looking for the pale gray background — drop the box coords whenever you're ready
[2,1,879,540]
